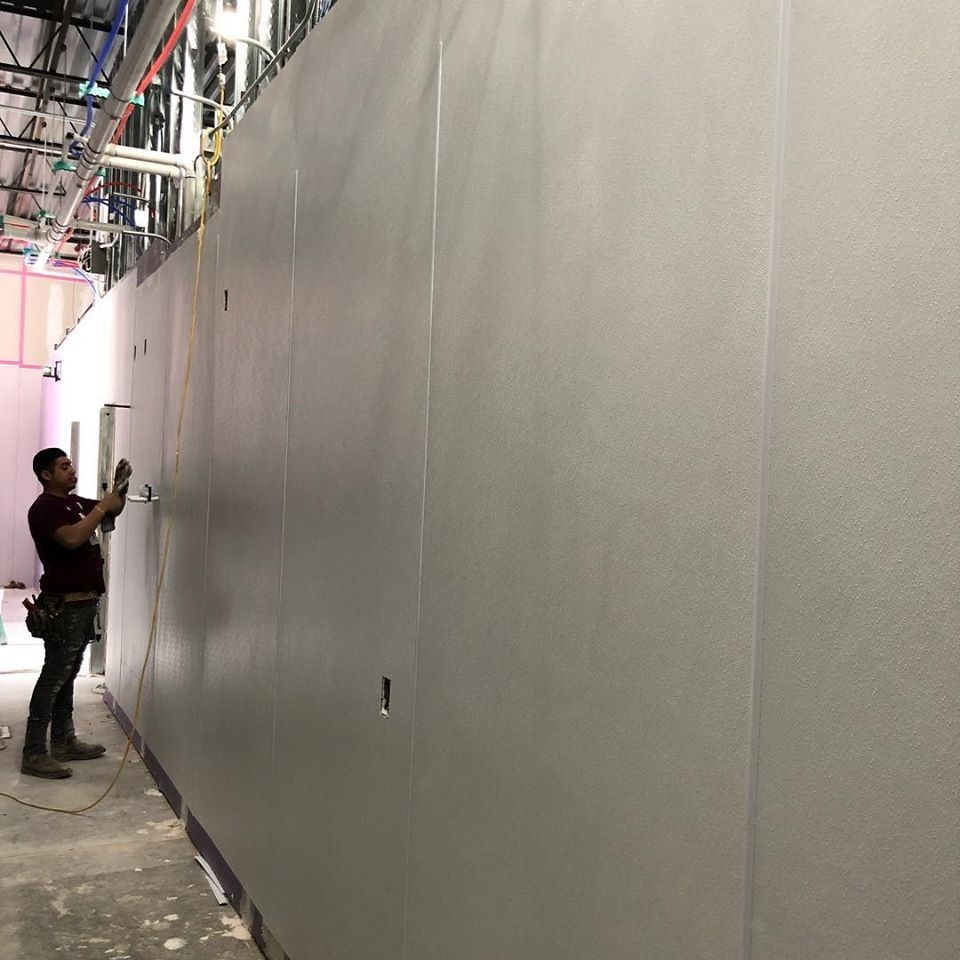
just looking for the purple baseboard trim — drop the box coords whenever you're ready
[101,689,142,752]
[143,743,183,819]
[183,809,245,907]
[101,686,289,960]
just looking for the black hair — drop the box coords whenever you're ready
[33,448,67,482]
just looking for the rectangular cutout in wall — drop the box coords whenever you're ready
[380,677,391,719]
[69,421,80,479]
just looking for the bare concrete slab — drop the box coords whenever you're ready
[0,673,264,959]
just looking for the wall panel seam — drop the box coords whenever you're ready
[193,232,220,791]
[267,168,299,795]
[400,35,443,960]
[743,1,793,957]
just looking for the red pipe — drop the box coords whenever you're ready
[113,0,199,143]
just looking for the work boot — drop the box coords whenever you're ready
[21,752,73,779]
[51,737,106,761]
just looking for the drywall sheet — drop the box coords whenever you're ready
[0,366,41,585]
[96,272,136,690]
[403,2,779,958]
[146,224,219,803]
[11,369,42,582]
[193,83,297,910]
[0,366,20,579]
[0,271,19,360]
[265,1,438,957]
[753,3,960,958]
[117,269,171,724]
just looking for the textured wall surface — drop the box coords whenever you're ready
[32,0,952,958]
[403,1,778,958]
[193,78,298,911]
[265,1,438,957]
[150,228,219,805]
[752,2,960,958]
[118,265,172,718]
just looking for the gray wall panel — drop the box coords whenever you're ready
[194,91,297,908]
[104,276,137,693]
[149,226,219,803]
[754,3,960,957]
[87,2,960,957]
[404,3,779,958]
[118,272,171,730]
[266,3,438,956]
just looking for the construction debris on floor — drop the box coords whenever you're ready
[0,673,264,959]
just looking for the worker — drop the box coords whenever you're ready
[21,448,131,780]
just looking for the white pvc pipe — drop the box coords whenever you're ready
[102,155,187,178]
[40,0,184,260]
[105,142,193,171]
[3,136,187,179]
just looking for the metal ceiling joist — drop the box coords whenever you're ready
[0,133,62,153]
[0,61,89,89]
[6,1,78,216]
[0,83,87,107]
[0,183,65,198]
[0,3,123,35]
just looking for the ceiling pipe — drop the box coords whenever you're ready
[38,0,185,263]
[64,130,193,170]
[102,155,189,179]
[105,142,193,172]
[0,135,188,179]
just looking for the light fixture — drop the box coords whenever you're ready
[213,7,244,41]
[211,8,276,60]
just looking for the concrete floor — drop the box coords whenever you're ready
[0,643,264,958]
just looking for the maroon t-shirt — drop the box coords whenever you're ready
[28,493,105,594]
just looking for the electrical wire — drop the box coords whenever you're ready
[53,259,99,300]
[81,196,136,227]
[209,0,325,136]
[0,87,226,817]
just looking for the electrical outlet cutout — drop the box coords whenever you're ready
[380,677,391,718]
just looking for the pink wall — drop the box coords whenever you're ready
[0,254,99,584]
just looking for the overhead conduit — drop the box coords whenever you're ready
[38,0,186,264]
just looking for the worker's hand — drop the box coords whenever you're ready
[113,458,132,494]
[100,490,124,515]
[113,458,131,485]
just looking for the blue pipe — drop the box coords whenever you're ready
[79,0,129,140]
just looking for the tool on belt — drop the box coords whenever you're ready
[22,594,66,641]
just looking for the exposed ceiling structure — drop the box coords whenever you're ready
[0,0,331,283]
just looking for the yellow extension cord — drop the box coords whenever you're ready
[0,92,225,816]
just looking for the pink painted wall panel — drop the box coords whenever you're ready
[0,274,19,360]
[0,366,42,584]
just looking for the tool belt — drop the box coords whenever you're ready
[61,591,99,603]
[22,594,66,640]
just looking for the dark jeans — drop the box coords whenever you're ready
[24,601,98,756]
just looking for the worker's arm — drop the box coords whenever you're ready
[54,491,124,550]
[110,489,127,518]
